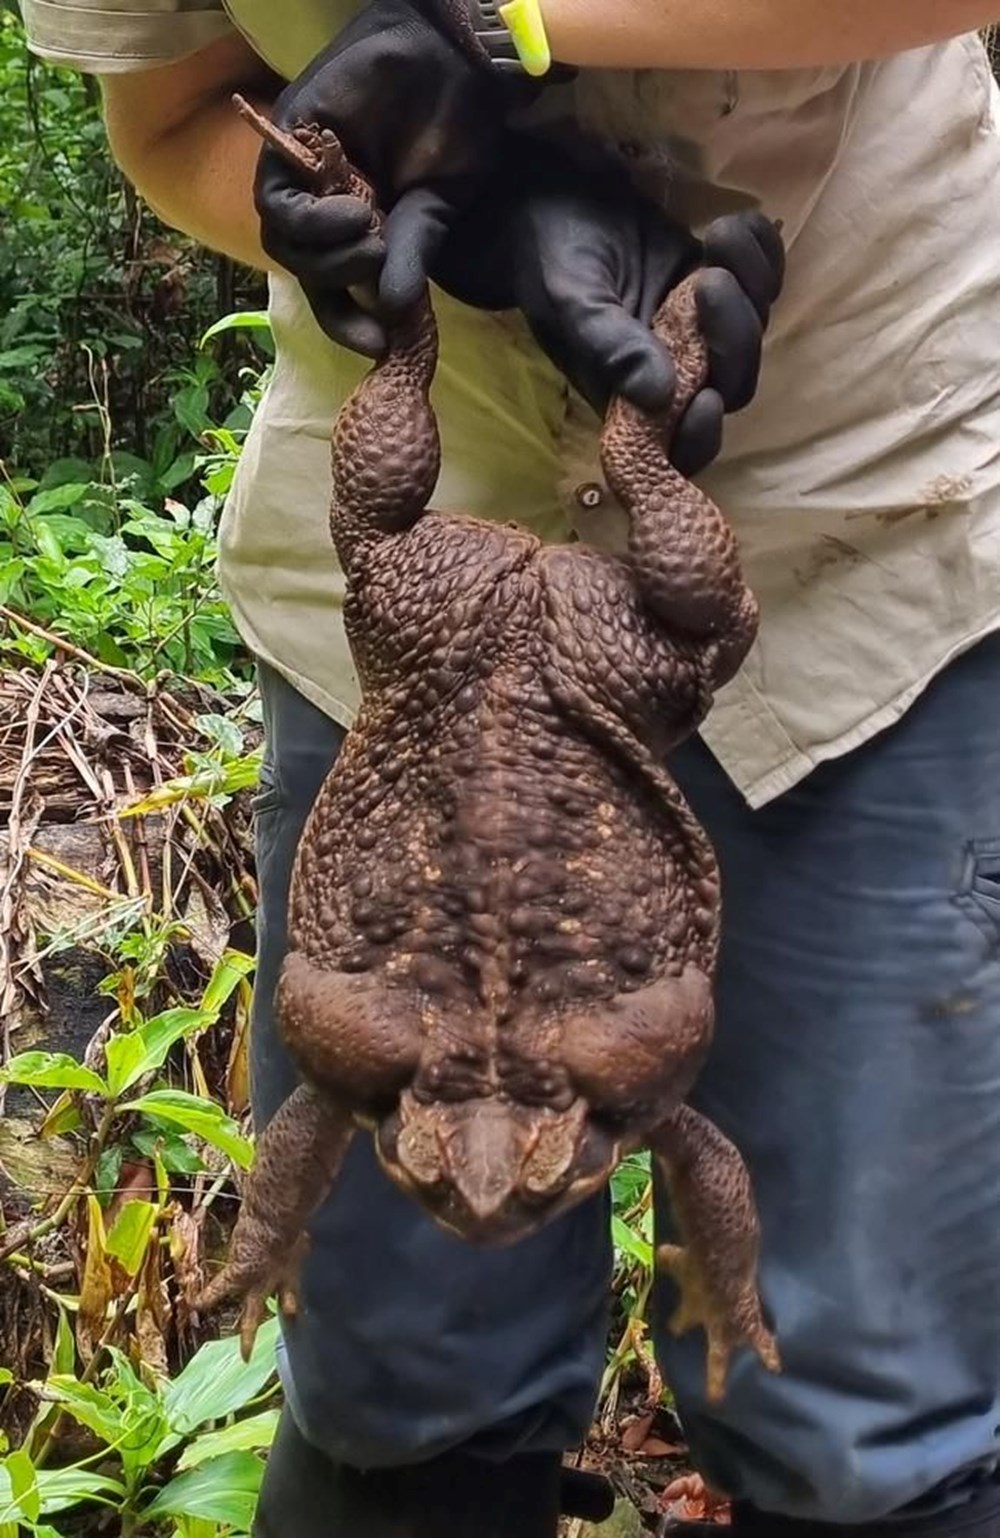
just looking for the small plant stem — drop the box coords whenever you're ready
[598,1270,655,1408]
[5,1253,76,1281]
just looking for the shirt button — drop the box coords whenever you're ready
[575,482,606,510]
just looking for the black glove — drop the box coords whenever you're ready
[380,140,786,476]
[255,0,533,355]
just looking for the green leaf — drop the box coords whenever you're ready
[194,712,244,760]
[0,557,25,603]
[105,1199,158,1278]
[611,1215,653,1271]
[200,311,271,347]
[0,1465,126,1518]
[30,521,66,569]
[39,1378,123,1449]
[199,949,255,1017]
[0,344,46,372]
[39,1090,84,1139]
[172,383,211,440]
[105,953,253,1100]
[162,1318,279,1441]
[26,484,89,516]
[94,1142,124,1206]
[120,754,262,815]
[37,458,94,490]
[177,1408,280,1470]
[105,1009,204,1097]
[141,1451,264,1528]
[99,1349,171,1482]
[86,531,130,580]
[51,1310,75,1378]
[0,1052,107,1095]
[171,1519,231,1538]
[4,1450,39,1523]
[122,1090,253,1169]
[131,1127,204,1175]
[160,452,198,493]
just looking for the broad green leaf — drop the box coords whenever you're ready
[194,712,244,758]
[0,345,47,373]
[30,521,65,568]
[4,1450,39,1523]
[105,1199,158,1278]
[105,1009,204,1097]
[39,1378,123,1449]
[25,483,88,515]
[201,311,271,347]
[0,1461,124,1520]
[131,1127,204,1176]
[199,950,255,1016]
[86,531,129,580]
[94,1143,124,1206]
[611,1215,653,1271]
[95,1349,171,1482]
[0,1052,107,1095]
[104,955,253,1101]
[173,383,211,440]
[177,1409,280,1470]
[141,1451,263,1528]
[123,1091,253,1169]
[0,1371,11,1387]
[172,1519,231,1538]
[39,1090,85,1139]
[162,1318,279,1442]
[37,460,93,491]
[160,452,198,493]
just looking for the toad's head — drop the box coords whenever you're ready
[375,1090,620,1244]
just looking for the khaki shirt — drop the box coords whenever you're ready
[23,1,1000,805]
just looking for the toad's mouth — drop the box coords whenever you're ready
[374,1089,620,1244]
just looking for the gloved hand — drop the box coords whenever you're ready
[255,0,535,355]
[380,140,786,476]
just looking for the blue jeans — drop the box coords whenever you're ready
[252,633,1000,1525]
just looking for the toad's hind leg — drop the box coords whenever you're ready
[653,1103,780,1401]
[599,278,759,690]
[194,1085,354,1361]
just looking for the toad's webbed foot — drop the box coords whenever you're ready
[652,1103,780,1401]
[194,1084,354,1361]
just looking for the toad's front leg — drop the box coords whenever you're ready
[652,1103,780,1402]
[195,1084,354,1361]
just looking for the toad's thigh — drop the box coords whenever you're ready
[653,634,1000,1523]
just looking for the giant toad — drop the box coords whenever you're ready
[198,108,780,1402]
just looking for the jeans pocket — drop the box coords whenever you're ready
[956,837,1000,941]
[252,758,283,818]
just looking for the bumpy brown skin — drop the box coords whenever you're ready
[198,113,780,1398]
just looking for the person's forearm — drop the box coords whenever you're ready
[100,35,282,271]
[541,0,999,70]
